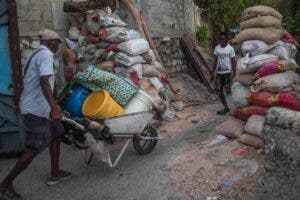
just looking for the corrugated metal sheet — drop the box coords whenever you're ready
[0,0,24,154]
[0,25,12,93]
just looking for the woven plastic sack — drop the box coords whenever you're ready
[241,40,275,56]
[142,64,161,78]
[276,92,300,111]
[251,71,298,93]
[279,59,298,70]
[74,65,137,108]
[129,63,143,79]
[241,6,283,21]
[114,52,145,67]
[238,134,264,149]
[232,27,284,44]
[99,16,127,27]
[63,48,77,66]
[215,119,245,139]
[118,38,150,56]
[266,41,292,60]
[245,115,265,137]
[95,61,115,72]
[237,53,278,74]
[233,73,256,86]
[105,28,141,43]
[240,16,282,30]
[68,27,80,40]
[231,82,251,108]
[255,60,281,79]
[255,60,297,79]
[265,107,300,131]
[86,10,101,35]
[250,92,276,107]
[231,105,268,121]
[281,31,300,47]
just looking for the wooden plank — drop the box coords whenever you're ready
[180,36,215,92]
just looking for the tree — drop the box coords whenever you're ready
[288,10,300,41]
[194,0,254,32]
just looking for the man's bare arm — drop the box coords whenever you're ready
[40,75,62,120]
[231,57,236,78]
[211,56,218,80]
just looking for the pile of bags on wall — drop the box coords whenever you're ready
[216,6,300,149]
[60,6,169,119]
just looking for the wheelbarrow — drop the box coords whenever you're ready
[62,111,162,168]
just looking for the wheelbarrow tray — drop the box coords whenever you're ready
[103,111,155,135]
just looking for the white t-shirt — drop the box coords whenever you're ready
[214,44,235,74]
[20,45,55,119]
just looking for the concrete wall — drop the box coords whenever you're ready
[16,0,69,37]
[15,0,203,75]
[134,0,197,38]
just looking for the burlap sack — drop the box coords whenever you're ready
[241,6,283,21]
[233,73,256,86]
[232,27,284,44]
[240,16,282,30]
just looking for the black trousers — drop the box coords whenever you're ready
[216,73,231,108]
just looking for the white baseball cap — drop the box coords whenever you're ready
[39,28,63,42]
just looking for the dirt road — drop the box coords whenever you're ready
[0,102,263,200]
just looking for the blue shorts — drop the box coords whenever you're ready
[23,114,65,153]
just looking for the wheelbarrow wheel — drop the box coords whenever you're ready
[133,126,158,155]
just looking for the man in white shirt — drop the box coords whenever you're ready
[0,29,72,200]
[211,32,236,115]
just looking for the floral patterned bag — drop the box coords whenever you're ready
[74,65,137,107]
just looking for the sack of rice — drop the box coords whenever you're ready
[232,27,284,44]
[245,115,265,137]
[251,71,298,93]
[118,38,150,56]
[237,53,278,74]
[241,40,276,56]
[231,82,251,108]
[238,133,264,149]
[240,16,282,30]
[233,73,256,86]
[241,6,283,22]
[215,119,245,139]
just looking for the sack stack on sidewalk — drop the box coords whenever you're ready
[217,6,300,149]
[59,6,169,118]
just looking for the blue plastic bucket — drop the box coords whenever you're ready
[62,86,91,117]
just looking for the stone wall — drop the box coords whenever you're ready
[153,38,189,73]
[254,108,300,200]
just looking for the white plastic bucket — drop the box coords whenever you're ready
[125,90,154,114]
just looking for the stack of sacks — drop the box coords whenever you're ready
[233,6,284,45]
[216,6,300,148]
[61,6,168,116]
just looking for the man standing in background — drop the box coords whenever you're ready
[211,32,236,115]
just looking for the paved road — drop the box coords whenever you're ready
[0,103,227,200]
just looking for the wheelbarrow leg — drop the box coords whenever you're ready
[85,150,94,165]
[107,139,131,168]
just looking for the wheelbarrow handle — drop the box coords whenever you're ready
[62,117,86,131]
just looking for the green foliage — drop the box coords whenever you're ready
[196,26,208,47]
[287,10,300,42]
[193,0,298,32]
[194,0,252,32]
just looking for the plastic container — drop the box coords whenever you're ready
[62,86,91,117]
[82,90,125,119]
[125,90,154,114]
